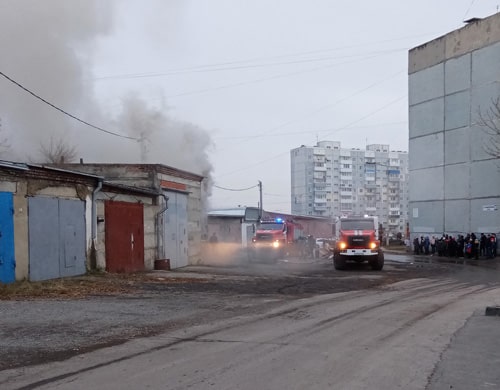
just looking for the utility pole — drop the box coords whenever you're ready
[258,180,263,219]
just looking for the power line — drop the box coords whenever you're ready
[93,31,440,82]
[213,183,259,191]
[215,122,407,140]
[318,95,407,141]
[101,50,399,113]
[216,70,406,146]
[219,151,289,178]
[462,0,478,20]
[218,95,406,178]
[0,70,139,141]
[165,50,403,100]
[94,48,406,81]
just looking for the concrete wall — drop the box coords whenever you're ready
[408,12,500,240]
[207,217,243,243]
[63,164,205,267]
[409,13,500,74]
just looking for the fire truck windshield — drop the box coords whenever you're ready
[340,220,374,231]
[258,223,284,231]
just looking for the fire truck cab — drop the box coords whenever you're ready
[333,215,384,270]
[250,218,299,261]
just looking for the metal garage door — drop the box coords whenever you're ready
[105,200,144,273]
[163,191,188,269]
[28,197,86,281]
[0,192,15,284]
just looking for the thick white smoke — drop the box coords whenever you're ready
[0,0,213,177]
[0,0,111,160]
[109,95,214,177]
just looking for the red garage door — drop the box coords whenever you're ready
[105,201,144,273]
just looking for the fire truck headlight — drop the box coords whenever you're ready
[370,242,378,249]
[273,240,280,248]
[338,242,347,250]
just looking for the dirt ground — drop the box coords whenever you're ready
[0,256,481,371]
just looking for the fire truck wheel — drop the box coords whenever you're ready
[370,252,384,271]
[333,254,347,270]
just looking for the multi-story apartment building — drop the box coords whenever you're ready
[291,141,409,237]
[408,12,500,239]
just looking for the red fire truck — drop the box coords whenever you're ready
[332,215,384,270]
[250,218,303,261]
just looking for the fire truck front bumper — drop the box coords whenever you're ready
[338,249,379,256]
[253,242,281,251]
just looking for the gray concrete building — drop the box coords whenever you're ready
[60,163,206,269]
[0,160,160,283]
[408,12,500,240]
[290,141,409,237]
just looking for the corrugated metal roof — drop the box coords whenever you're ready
[27,163,104,180]
[53,163,205,182]
[208,208,247,217]
[0,159,162,196]
[0,160,105,179]
[102,181,161,197]
[0,160,29,171]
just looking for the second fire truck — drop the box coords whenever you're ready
[250,218,303,261]
[332,215,384,270]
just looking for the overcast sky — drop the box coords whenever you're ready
[1,0,498,213]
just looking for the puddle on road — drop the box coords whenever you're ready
[385,253,414,263]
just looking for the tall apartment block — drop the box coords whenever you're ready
[408,12,500,238]
[291,141,409,236]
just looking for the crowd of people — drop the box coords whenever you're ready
[413,233,498,259]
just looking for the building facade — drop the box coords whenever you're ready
[408,12,500,239]
[60,163,205,269]
[0,160,166,283]
[290,141,409,237]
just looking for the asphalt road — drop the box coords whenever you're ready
[1,253,500,389]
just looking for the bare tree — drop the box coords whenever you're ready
[39,136,77,163]
[478,97,500,159]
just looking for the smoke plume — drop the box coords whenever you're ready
[0,0,213,178]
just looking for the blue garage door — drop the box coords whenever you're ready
[0,192,15,284]
[163,191,188,269]
[28,197,86,281]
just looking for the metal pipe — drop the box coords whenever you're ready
[258,180,263,219]
[92,179,103,241]
[155,193,169,259]
[89,179,103,270]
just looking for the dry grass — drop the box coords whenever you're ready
[0,272,209,300]
[0,276,131,300]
